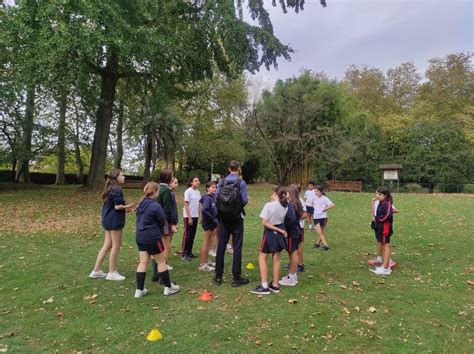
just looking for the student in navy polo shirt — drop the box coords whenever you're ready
[214,160,249,287]
[89,168,133,281]
[198,181,218,272]
[134,182,180,298]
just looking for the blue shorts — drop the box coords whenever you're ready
[306,206,314,215]
[137,240,165,255]
[260,226,287,254]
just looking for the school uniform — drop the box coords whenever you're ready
[181,187,201,257]
[304,190,316,216]
[259,201,288,254]
[157,183,176,236]
[135,198,167,255]
[200,193,218,231]
[299,198,307,242]
[312,195,333,228]
[284,203,301,253]
[374,200,393,244]
[102,186,126,231]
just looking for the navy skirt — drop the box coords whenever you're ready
[260,225,287,254]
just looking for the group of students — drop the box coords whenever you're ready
[89,162,397,298]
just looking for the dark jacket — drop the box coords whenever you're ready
[170,191,178,226]
[284,203,301,239]
[102,186,126,230]
[200,193,218,231]
[376,200,393,224]
[157,184,176,225]
[135,197,167,244]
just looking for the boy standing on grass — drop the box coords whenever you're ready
[304,180,316,230]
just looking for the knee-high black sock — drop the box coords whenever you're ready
[136,272,146,290]
[151,260,158,276]
[159,270,171,288]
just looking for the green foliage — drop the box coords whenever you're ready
[189,169,209,184]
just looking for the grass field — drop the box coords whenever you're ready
[0,184,473,352]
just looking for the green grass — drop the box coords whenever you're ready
[0,184,473,352]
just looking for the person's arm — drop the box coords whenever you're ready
[184,189,193,225]
[376,202,392,222]
[239,180,248,206]
[262,219,287,237]
[112,188,133,210]
[161,189,174,224]
[322,198,335,212]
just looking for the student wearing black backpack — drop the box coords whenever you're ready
[214,160,249,287]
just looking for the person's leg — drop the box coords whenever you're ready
[382,243,391,268]
[231,219,244,279]
[315,224,328,247]
[258,252,269,285]
[162,235,172,262]
[136,251,150,290]
[93,230,112,272]
[297,244,304,266]
[210,228,217,254]
[152,252,172,287]
[215,222,231,278]
[376,242,383,258]
[187,217,199,256]
[272,252,281,287]
[200,230,212,266]
[109,229,123,273]
[181,217,189,255]
[288,250,299,274]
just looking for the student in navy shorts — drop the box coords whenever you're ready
[134,182,180,297]
[280,185,304,287]
[370,186,395,276]
[312,185,335,251]
[250,186,289,295]
[198,181,218,272]
[89,168,133,281]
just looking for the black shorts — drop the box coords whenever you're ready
[260,227,287,254]
[287,237,301,252]
[306,206,314,215]
[374,222,393,244]
[314,218,328,228]
[137,239,165,255]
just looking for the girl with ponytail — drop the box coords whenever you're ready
[89,168,133,281]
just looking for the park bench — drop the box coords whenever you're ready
[122,181,147,189]
[328,180,362,192]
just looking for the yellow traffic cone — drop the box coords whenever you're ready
[246,262,255,270]
[146,328,163,341]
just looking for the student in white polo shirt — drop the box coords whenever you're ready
[181,176,201,261]
[312,185,335,251]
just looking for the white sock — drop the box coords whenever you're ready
[261,282,268,288]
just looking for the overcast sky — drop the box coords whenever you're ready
[248,0,473,91]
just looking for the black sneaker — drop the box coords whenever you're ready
[312,243,321,249]
[151,273,160,282]
[214,276,223,286]
[250,285,270,295]
[189,253,198,258]
[297,264,305,273]
[181,255,192,261]
[268,283,281,293]
[322,245,330,251]
[231,277,249,287]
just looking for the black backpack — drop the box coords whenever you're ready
[217,178,243,223]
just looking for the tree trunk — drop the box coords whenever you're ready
[114,97,124,169]
[15,83,35,183]
[55,89,68,185]
[86,53,119,191]
[143,128,153,181]
[73,120,84,185]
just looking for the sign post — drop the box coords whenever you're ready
[379,164,402,192]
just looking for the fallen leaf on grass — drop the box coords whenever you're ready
[354,306,360,312]
[288,299,298,304]
[0,344,8,353]
[355,288,364,292]
[197,306,205,311]
[309,324,316,329]
[352,281,361,286]
[343,307,351,315]
[339,285,348,290]
[0,331,14,339]
[187,289,197,294]
[383,309,390,314]
[467,280,474,286]
[152,306,159,311]
[369,306,377,313]
[83,294,98,301]
[43,297,54,304]
[56,312,64,318]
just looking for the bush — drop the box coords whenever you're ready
[189,169,209,183]
[150,169,160,182]
[434,183,464,193]
[463,184,474,194]
[174,170,188,183]
[402,183,426,193]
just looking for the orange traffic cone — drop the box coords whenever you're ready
[198,290,212,301]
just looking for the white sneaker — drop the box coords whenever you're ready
[208,261,216,267]
[208,250,217,257]
[89,270,107,279]
[278,275,297,287]
[371,266,392,275]
[198,263,215,272]
[134,288,149,298]
[164,283,180,296]
[106,271,126,281]
[167,264,173,271]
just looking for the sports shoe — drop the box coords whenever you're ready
[214,276,223,285]
[89,270,107,279]
[164,283,180,296]
[322,245,330,251]
[208,261,216,267]
[371,266,392,275]
[231,277,249,287]
[181,255,192,261]
[226,245,234,254]
[189,253,198,258]
[208,250,217,257]
[250,285,271,295]
[372,256,383,265]
[268,283,281,293]
[297,264,305,273]
[279,275,297,287]
[198,263,215,272]
[167,264,173,270]
[134,288,149,298]
[106,271,125,281]
[312,243,321,249]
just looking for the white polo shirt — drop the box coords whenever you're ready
[183,187,201,218]
[260,201,288,225]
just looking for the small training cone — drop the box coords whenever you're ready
[146,328,163,341]
[198,291,212,301]
[246,262,255,270]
